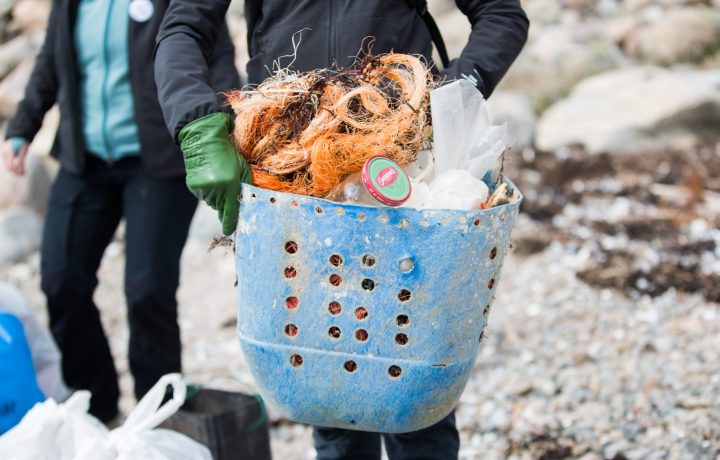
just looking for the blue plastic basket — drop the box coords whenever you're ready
[234,178,521,433]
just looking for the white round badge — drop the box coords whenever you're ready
[128,0,154,22]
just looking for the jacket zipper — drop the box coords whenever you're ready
[328,0,336,65]
[100,0,114,164]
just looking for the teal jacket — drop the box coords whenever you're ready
[75,0,140,162]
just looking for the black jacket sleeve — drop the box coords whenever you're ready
[209,22,242,108]
[154,0,232,141]
[5,1,59,141]
[442,0,529,98]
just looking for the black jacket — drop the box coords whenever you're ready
[155,0,529,140]
[6,0,240,178]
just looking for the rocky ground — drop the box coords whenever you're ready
[1,0,720,459]
[2,142,719,460]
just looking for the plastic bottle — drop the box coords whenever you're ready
[325,156,412,206]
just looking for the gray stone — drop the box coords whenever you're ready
[11,0,51,32]
[624,0,708,12]
[0,58,34,118]
[628,7,720,65]
[536,66,720,153]
[0,206,42,267]
[499,27,625,111]
[487,91,537,148]
[0,35,34,80]
[523,0,564,25]
[0,0,16,16]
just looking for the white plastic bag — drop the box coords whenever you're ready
[429,79,507,181]
[107,374,212,460]
[427,170,489,210]
[402,80,507,210]
[0,374,212,460]
[0,391,110,460]
[0,282,71,402]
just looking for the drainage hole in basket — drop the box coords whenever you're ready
[355,307,368,320]
[316,206,323,214]
[285,241,298,254]
[358,213,366,221]
[285,324,298,337]
[473,218,480,226]
[329,254,344,266]
[361,254,377,267]
[329,301,342,315]
[388,365,402,378]
[328,326,342,339]
[398,289,412,302]
[483,305,490,317]
[329,274,343,286]
[487,278,495,290]
[286,296,299,310]
[361,279,375,291]
[269,197,276,204]
[399,258,414,273]
[395,333,409,346]
[396,314,410,326]
[284,267,297,278]
[290,354,303,367]
[355,329,368,341]
[489,247,498,260]
[292,200,299,208]
[379,215,389,224]
[344,360,357,373]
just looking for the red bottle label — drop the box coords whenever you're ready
[375,167,399,187]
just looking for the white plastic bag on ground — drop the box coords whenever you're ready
[0,282,71,402]
[108,374,212,460]
[0,374,212,460]
[0,391,110,460]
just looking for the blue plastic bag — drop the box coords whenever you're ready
[0,312,45,435]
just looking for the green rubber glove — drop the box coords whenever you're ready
[179,112,252,235]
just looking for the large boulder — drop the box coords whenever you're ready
[0,35,34,80]
[623,0,709,12]
[11,0,51,32]
[536,66,720,154]
[499,26,625,110]
[0,206,42,267]
[626,7,720,65]
[0,58,34,119]
[487,91,537,149]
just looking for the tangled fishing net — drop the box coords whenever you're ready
[226,53,436,197]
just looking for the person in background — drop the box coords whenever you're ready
[153,1,528,458]
[2,0,239,423]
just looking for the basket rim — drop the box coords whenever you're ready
[239,176,523,216]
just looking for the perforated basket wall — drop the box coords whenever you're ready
[234,179,521,433]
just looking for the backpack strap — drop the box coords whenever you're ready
[405,0,450,68]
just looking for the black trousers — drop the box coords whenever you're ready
[313,411,460,460]
[40,156,197,421]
